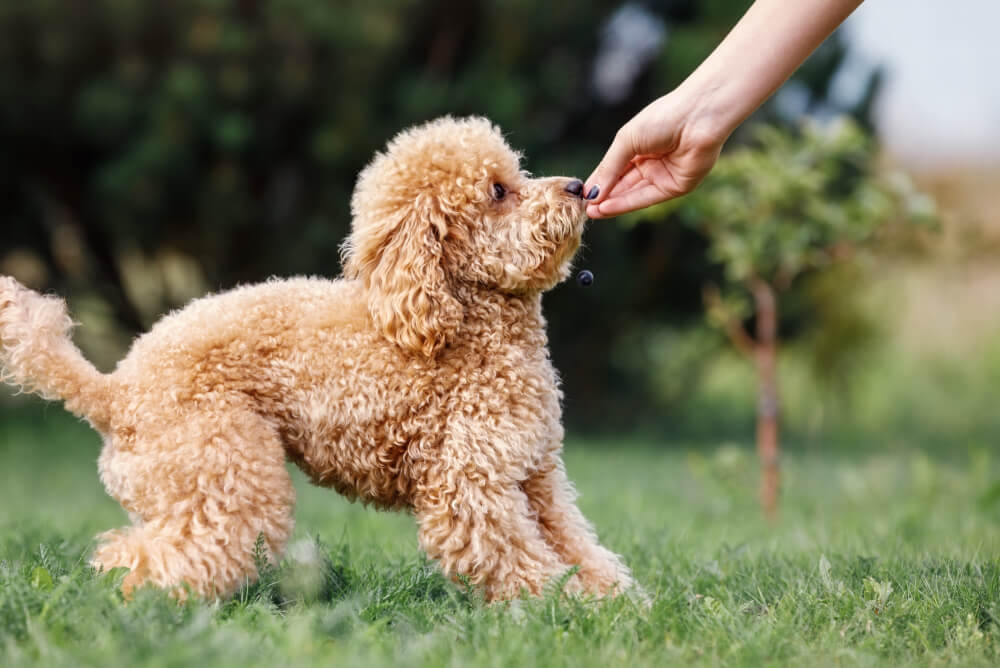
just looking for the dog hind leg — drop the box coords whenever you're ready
[92,410,295,599]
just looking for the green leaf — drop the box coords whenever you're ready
[31,565,54,591]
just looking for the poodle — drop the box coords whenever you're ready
[0,116,635,602]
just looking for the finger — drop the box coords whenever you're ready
[586,202,610,219]
[606,165,645,196]
[594,183,674,217]
[586,162,650,217]
[587,172,651,218]
[585,132,637,204]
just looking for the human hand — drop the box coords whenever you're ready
[585,92,726,218]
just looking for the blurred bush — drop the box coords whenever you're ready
[0,0,891,432]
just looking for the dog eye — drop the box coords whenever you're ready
[492,183,507,200]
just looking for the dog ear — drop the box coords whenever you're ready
[342,195,463,357]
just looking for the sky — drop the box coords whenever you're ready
[841,0,1000,169]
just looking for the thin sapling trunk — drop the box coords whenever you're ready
[750,278,779,521]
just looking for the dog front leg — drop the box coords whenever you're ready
[414,474,575,602]
[521,458,636,598]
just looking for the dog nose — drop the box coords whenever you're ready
[564,179,585,198]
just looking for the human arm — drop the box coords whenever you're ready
[585,0,864,218]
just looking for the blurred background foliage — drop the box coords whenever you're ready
[0,0,989,449]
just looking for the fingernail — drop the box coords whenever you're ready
[585,186,599,200]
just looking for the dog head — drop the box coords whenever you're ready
[342,116,588,356]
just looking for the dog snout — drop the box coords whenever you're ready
[563,179,585,198]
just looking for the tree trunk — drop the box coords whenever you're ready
[750,279,780,521]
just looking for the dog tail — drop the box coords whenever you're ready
[0,275,113,430]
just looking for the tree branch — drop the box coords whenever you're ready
[702,283,756,359]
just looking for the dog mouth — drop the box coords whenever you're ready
[559,198,591,288]
[546,214,586,281]
[568,199,590,237]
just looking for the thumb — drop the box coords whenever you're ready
[585,130,636,204]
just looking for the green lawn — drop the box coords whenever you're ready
[1,406,998,666]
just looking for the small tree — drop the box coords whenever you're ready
[681,119,933,519]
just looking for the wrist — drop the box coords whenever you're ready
[673,74,738,147]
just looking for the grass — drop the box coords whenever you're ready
[1,404,999,666]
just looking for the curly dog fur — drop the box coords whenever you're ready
[0,116,634,601]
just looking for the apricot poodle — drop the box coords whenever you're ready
[0,116,635,602]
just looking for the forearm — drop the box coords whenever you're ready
[584,0,863,214]
[679,0,864,142]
